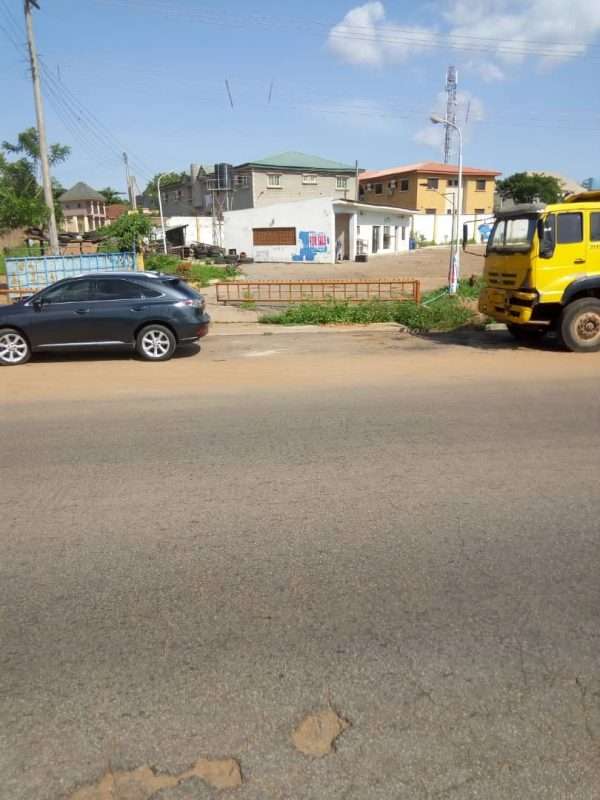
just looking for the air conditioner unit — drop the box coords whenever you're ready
[366,183,373,192]
[389,180,397,189]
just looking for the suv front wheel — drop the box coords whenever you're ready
[559,298,600,353]
[136,324,177,362]
[0,328,31,366]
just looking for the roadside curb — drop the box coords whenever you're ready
[208,322,407,337]
[485,322,508,331]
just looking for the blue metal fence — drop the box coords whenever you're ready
[5,251,137,298]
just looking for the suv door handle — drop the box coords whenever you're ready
[574,258,586,264]
[74,308,91,314]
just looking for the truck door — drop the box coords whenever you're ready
[537,211,585,303]
[587,210,600,276]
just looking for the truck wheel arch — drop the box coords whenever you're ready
[562,277,600,305]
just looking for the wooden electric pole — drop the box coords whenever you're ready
[24,0,59,255]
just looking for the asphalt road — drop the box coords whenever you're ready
[2,329,600,799]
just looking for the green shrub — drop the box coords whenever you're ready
[144,253,180,273]
[261,296,475,332]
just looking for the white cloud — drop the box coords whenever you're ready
[328,1,600,78]
[327,1,438,67]
[446,0,600,76]
[472,61,505,83]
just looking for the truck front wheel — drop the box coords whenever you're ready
[559,298,600,352]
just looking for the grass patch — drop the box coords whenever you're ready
[144,254,239,286]
[260,294,476,332]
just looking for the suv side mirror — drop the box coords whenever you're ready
[32,297,44,310]
[538,218,555,259]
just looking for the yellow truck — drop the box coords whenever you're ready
[479,192,600,351]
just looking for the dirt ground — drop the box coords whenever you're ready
[241,245,486,293]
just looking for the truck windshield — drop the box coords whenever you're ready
[487,217,537,253]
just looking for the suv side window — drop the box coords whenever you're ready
[557,213,583,244]
[42,279,92,303]
[590,212,600,242]
[90,279,154,300]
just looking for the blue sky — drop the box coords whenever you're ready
[2,0,600,195]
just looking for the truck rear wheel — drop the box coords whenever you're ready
[559,298,600,352]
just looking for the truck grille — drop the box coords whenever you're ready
[487,271,518,287]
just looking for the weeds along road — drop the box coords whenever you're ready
[2,328,600,800]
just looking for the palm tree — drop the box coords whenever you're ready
[98,187,126,204]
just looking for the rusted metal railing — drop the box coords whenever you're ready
[216,279,420,305]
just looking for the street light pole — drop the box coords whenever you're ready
[156,174,167,255]
[431,115,463,294]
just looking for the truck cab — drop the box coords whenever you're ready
[479,192,600,351]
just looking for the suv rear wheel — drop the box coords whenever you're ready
[0,328,31,366]
[559,298,600,352]
[136,324,176,361]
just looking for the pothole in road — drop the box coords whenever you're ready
[69,757,242,800]
[292,709,351,758]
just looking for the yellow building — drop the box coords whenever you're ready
[359,161,500,215]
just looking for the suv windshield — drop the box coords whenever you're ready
[487,216,537,253]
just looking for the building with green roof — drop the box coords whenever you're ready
[157,152,360,217]
[232,151,358,210]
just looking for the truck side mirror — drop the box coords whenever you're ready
[538,218,555,259]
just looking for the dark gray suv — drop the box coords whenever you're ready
[0,271,210,365]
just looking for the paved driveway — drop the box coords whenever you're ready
[240,245,486,293]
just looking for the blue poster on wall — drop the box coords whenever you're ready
[292,231,330,262]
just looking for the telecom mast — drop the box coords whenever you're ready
[443,66,458,164]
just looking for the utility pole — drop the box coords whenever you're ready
[24,0,59,255]
[123,152,132,205]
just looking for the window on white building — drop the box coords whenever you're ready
[302,174,318,185]
[234,174,249,188]
[267,174,281,188]
[447,178,458,187]
[336,176,348,190]
[383,225,391,249]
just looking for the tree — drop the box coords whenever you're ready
[2,127,70,167]
[0,127,70,234]
[496,172,564,205]
[143,171,186,198]
[98,187,126,204]
[99,211,152,251]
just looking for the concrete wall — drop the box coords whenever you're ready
[224,197,336,263]
[412,212,495,245]
[251,170,357,209]
[165,216,214,245]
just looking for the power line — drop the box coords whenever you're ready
[98,0,600,61]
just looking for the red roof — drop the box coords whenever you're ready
[360,161,501,181]
[106,203,129,221]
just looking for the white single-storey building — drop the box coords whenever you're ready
[222,197,413,263]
